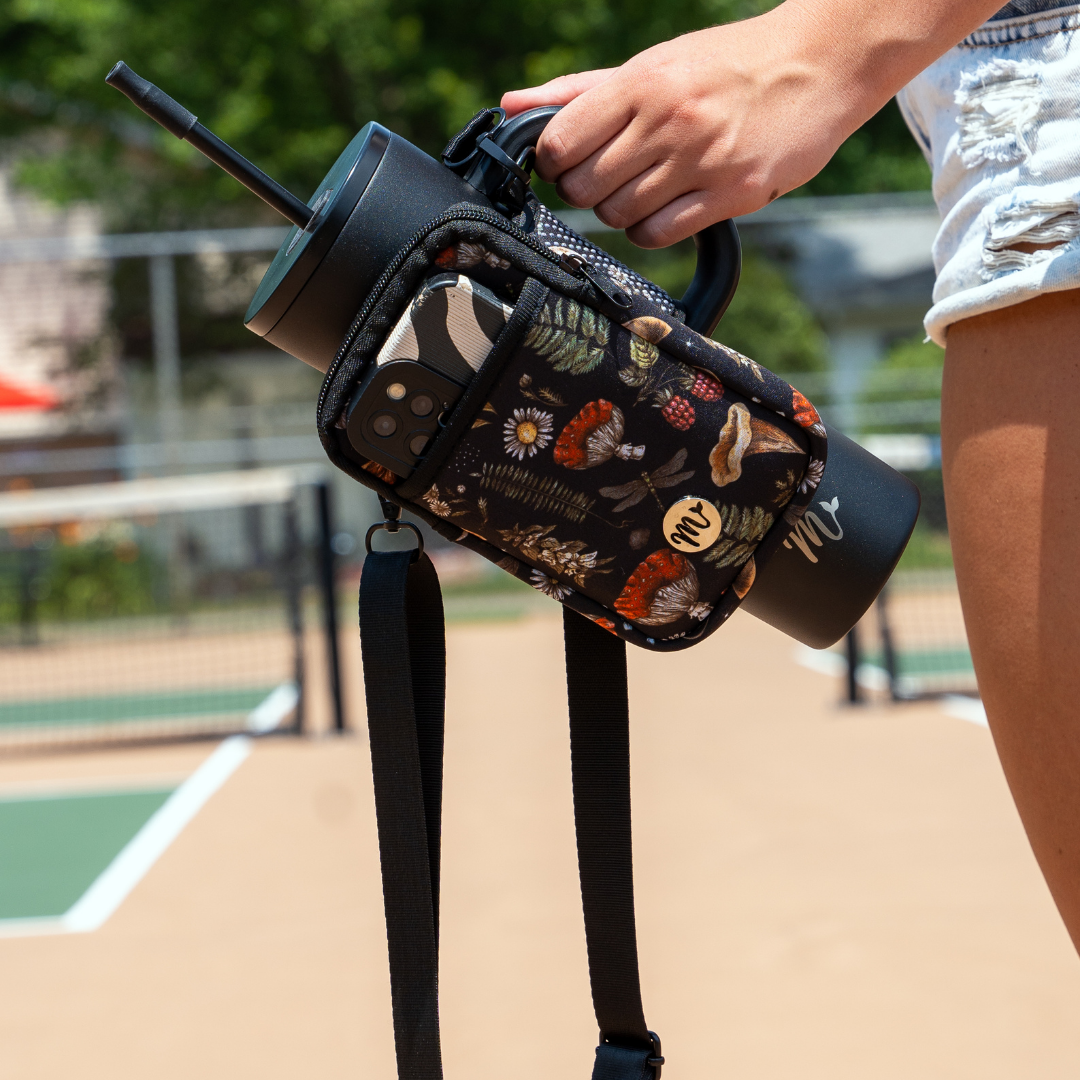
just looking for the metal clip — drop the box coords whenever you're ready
[366,498,424,561]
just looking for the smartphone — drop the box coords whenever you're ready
[344,274,513,477]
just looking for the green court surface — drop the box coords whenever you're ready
[891,648,974,677]
[862,647,975,679]
[0,688,275,729]
[0,789,173,919]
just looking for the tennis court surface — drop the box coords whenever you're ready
[1,609,1078,1080]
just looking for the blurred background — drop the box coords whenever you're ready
[2,6,1057,1080]
[0,0,963,732]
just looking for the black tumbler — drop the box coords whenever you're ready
[105,62,920,650]
[742,425,920,648]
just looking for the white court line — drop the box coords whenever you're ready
[941,695,989,728]
[793,645,890,691]
[794,647,988,728]
[0,735,252,939]
[246,682,298,734]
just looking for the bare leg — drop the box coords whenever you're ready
[943,288,1080,951]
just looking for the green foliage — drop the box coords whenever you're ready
[896,523,954,570]
[861,332,944,435]
[0,537,160,626]
[599,232,828,373]
[1,0,927,231]
[796,100,931,197]
[39,540,159,619]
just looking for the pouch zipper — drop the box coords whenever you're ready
[554,251,632,312]
[317,204,577,420]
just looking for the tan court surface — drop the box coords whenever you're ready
[1,609,1078,1079]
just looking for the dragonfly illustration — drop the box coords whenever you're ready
[598,449,696,512]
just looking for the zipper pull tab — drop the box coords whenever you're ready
[557,252,632,311]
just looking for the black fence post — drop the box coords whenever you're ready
[316,480,345,733]
[876,585,901,702]
[845,625,861,705]
[283,493,306,735]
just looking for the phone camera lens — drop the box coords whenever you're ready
[409,433,430,457]
[387,382,407,401]
[410,394,435,417]
[372,412,399,438]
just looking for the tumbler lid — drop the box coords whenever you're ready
[245,122,390,336]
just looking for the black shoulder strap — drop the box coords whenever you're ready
[360,544,661,1080]
[563,608,663,1080]
[360,547,446,1080]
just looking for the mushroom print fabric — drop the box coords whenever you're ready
[554,400,645,469]
[614,550,711,625]
[419,281,824,647]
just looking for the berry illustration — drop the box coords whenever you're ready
[690,370,723,402]
[660,395,695,431]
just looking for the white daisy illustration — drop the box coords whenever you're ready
[419,484,452,517]
[503,407,554,460]
[799,458,826,493]
[529,569,571,600]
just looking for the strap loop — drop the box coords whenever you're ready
[563,608,661,1080]
[360,549,445,1080]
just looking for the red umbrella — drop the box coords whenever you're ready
[0,377,57,411]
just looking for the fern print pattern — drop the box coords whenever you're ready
[479,462,597,524]
[702,505,775,569]
[525,296,610,375]
[409,269,815,644]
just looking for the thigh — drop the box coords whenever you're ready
[943,287,1080,947]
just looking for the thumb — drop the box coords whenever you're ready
[501,69,616,116]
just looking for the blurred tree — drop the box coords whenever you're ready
[860,332,944,436]
[1,0,928,230]
[600,232,827,371]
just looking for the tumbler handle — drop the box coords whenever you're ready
[493,107,742,337]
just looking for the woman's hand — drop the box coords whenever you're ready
[501,0,1003,247]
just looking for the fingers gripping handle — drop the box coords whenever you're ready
[492,107,741,338]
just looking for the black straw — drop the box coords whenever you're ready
[106,62,312,229]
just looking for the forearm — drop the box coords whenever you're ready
[502,0,1008,244]
[770,0,1006,136]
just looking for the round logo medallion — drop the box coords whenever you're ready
[662,497,723,552]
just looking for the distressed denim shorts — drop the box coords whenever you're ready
[897,2,1080,345]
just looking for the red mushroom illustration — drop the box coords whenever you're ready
[613,550,712,626]
[554,399,645,470]
[791,388,825,435]
[709,402,804,487]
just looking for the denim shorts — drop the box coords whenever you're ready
[897,2,1080,344]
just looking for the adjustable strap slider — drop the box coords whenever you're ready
[591,1034,664,1080]
[646,1031,664,1080]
